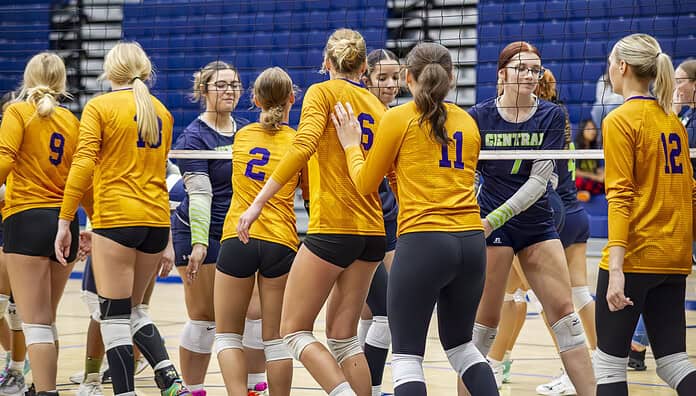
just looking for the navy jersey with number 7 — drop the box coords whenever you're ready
[468,98,566,224]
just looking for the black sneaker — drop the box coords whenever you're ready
[628,348,647,371]
[25,383,36,396]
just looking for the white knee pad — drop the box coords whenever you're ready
[214,332,243,355]
[180,320,216,354]
[22,323,55,346]
[357,319,372,346]
[242,319,264,350]
[327,336,363,364]
[503,293,514,302]
[572,286,594,311]
[81,290,101,322]
[593,348,628,385]
[391,353,425,388]
[101,318,132,350]
[446,341,487,377]
[551,312,586,353]
[263,338,292,362]
[513,288,527,304]
[0,294,9,316]
[7,302,22,331]
[51,323,58,341]
[283,330,319,361]
[130,304,153,335]
[365,316,390,350]
[656,352,696,389]
[472,323,497,356]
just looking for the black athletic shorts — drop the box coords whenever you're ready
[303,233,386,268]
[3,208,79,262]
[92,226,169,254]
[217,237,295,278]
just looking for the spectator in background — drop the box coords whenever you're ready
[591,73,624,146]
[673,59,696,170]
[573,119,604,200]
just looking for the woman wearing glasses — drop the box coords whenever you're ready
[171,61,259,395]
[465,41,595,395]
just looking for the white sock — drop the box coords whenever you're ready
[247,372,267,389]
[371,385,382,396]
[488,357,501,367]
[9,360,23,371]
[503,350,511,363]
[329,381,356,396]
[187,384,204,391]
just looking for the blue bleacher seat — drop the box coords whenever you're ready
[478,23,501,42]
[675,37,696,59]
[364,8,387,29]
[478,43,500,63]
[479,3,503,24]
[677,14,696,36]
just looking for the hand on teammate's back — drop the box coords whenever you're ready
[331,102,362,149]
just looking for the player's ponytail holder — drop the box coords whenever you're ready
[655,52,662,59]
[130,76,141,83]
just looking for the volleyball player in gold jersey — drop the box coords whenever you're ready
[594,33,696,396]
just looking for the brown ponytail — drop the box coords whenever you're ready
[406,43,453,145]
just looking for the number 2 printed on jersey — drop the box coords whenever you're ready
[245,147,271,181]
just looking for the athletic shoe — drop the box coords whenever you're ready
[248,382,269,396]
[76,374,104,396]
[628,348,647,371]
[134,356,148,375]
[502,358,513,383]
[69,361,110,385]
[161,380,191,396]
[23,383,34,396]
[0,369,26,396]
[536,371,577,395]
[489,361,503,389]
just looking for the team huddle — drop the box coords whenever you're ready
[0,26,692,396]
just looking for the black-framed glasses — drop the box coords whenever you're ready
[506,65,545,80]
[208,80,243,91]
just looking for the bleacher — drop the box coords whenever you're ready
[0,1,51,93]
[121,0,388,140]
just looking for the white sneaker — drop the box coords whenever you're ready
[69,360,109,384]
[536,371,577,395]
[134,356,148,375]
[77,374,104,396]
[0,369,26,396]
[489,361,503,389]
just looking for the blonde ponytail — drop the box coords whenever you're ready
[27,85,57,117]
[132,77,159,145]
[103,42,160,145]
[654,52,675,114]
[613,33,675,114]
[16,52,68,118]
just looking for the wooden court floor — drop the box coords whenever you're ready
[49,258,696,395]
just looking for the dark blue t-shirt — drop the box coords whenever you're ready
[174,116,250,238]
[468,98,566,224]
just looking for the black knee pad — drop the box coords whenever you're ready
[99,296,131,321]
